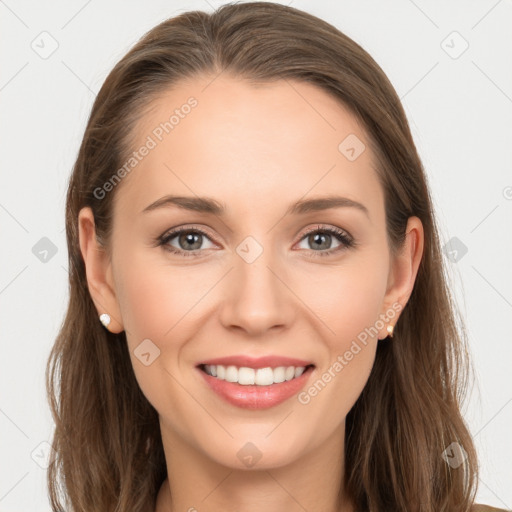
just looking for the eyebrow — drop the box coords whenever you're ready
[142,194,369,218]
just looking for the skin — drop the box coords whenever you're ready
[78,74,424,512]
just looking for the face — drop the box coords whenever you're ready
[88,74,408,470]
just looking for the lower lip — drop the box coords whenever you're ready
[197,366,315,410]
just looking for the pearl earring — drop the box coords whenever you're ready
[99,313,111,330]
[386,324,394,338]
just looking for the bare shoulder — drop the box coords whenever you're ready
[471,504,511,512]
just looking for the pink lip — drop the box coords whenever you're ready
[196,355,313,369]
[197,364,315,410]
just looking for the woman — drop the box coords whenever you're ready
[46,2,506,511]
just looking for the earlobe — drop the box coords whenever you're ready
[379,216,424,339]
[78,207,124,333]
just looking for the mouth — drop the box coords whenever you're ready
[196,360,316,410]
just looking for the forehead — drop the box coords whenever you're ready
[114,74,383,220]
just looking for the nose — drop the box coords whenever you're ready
[218,241,297,337]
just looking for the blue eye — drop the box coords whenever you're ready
[157,224,355,258]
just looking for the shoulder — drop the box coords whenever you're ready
[471,504,510,512]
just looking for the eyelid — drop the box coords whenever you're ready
[296,224,353,244]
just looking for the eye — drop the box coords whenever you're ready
[157,224,355,258]
[158,226,216,257]
[295,225,354,257]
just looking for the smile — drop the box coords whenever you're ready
[196,356,316,409]
[201,364,311,386]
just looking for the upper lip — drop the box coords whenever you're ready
[197,355,314,369]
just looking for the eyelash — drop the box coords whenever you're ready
[157,224,355,258]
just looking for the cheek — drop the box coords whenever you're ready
[293,254,388,415]
[293,251,389,346]
[114,248,213,342]
[112,249,222,409]
[111,249,179,391]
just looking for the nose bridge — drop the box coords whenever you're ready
[218,233,295,334]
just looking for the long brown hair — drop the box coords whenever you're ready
[46,2,478,510]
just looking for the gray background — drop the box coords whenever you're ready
[1,0,511,509]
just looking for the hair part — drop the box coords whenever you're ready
[47,2,478,510]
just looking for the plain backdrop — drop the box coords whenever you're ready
[1,0,511,510]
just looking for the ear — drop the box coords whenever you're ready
[78,207,124,333]
[378,216,424,339]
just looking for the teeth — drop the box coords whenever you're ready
[203,364,308,385]
[255,367,273,385]
[285,366,296,380]
[238,367,255,385]
[273,366,285,383]
[225,365,238,383]
[294,367,305,378]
